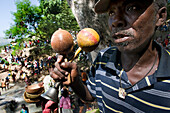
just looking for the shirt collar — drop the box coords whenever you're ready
[105,41,170,78]
[154,41,170,77]
[105,48,122,74]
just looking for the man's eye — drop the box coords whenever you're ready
[127,6,138,12]
[109,11,115,16]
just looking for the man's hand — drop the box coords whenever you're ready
[50,55,94,102]
[50,55,79,85]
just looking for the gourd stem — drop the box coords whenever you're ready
[70,47,82,62]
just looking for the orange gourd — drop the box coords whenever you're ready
[77,28,100,52]
[51,28,74,55]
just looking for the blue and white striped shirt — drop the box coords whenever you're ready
[87,41,170,113]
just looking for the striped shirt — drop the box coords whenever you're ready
[86,41,170,113]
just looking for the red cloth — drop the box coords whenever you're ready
[165,38,169,46]
[42,100,58,113]
[42,109,51,113]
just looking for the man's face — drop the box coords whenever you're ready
[108,0,157,53]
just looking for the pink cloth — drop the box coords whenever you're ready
[43,100,58,113]
[42,109,51,113]
[59,96,71,109]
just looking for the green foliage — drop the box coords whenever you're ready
[5,0,79,41]
[5,24,27,38]
[11,39,24,56]
[40,0,62,15]
[38,0,79,39]
[59,1,80,30]
[5,0,42,38]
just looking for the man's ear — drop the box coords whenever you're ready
[156,7,167,26]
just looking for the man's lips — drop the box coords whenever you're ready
[112,33,133,43]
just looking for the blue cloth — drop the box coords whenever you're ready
[87,41,170,113]
[20,108,28,113]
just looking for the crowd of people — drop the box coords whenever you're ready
[0,53,58,85]
[22,39,49,48]
[0,37,97,113]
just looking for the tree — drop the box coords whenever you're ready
[37,0,79,40]
[167,2,170,19]
[5,0,42,38]
[66,0,110,61]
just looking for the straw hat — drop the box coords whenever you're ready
[23,91,40,103]
[25,89,45,99]
[25,83,44,94]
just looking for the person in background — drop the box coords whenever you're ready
[40,59,44,69]
[20,104,29,113]
[42,100,58,113]
[24,74,31,86]
[81,71,91,112]
[5,76,10,89]
[12,72,16,83]
[3,63,5,70]
[60,88,73,113]
[1,79,6,91]
[0,58,2,64]
[14,67,18,73]
[78,97,85,113]
[51,0,170,112]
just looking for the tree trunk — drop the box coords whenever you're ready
[67,0,112,62]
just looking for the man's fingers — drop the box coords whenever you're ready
[50,71,59,80]
[54,61,68,75]
[56,55,63,63]
[50,57,78,86]
[50,67,65,80]
[54,66,68,76]
[61,62,77,70]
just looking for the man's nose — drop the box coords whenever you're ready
[112,17,126,28]
[110,9,126,28]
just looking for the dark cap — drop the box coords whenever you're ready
[94,0,164,13]
[94,0,110,13]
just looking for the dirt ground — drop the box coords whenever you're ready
[0,82,42,113]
